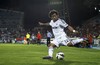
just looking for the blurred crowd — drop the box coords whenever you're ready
[0,14,100,48]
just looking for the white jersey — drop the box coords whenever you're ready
[49,18,68,38]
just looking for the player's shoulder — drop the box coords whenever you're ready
[50,20,53,23]
[60,18,64,20]
[49,20,54,25]
[59,18,66,24]
[59,18,64,21]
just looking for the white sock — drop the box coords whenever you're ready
[48,46,54,57]
[71,38,83,45]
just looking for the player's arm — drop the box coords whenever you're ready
[67,25,78,33]
[39,22,50,26]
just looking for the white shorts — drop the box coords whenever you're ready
[51,35,70,47]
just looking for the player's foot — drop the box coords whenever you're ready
[43,56,53,59]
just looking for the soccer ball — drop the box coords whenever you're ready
[56,52,64,60]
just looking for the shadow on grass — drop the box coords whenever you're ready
[33,59,98,65]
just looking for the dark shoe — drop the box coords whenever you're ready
[43,56,53,59]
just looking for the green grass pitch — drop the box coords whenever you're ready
[0,43,100,65]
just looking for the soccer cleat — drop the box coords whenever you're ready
[43,56,53,59]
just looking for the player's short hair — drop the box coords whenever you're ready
[48,10,59,18]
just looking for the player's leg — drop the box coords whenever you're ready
[61,38,73,46]
[71,38,84,45]
[43,43,56,59]
[60,36,84,46]
[43,39,58,59]
[27,39,29,45]
[47,37,50,47]
[67,38,84,46]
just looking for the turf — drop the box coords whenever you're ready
[0,44,100,65]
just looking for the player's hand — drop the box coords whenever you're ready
[74,30,78,33]
[73,30,78,33]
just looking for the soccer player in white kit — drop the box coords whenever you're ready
[39,10,83,59]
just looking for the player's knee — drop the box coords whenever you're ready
[67,42,73,46]
[48,43,56,48]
